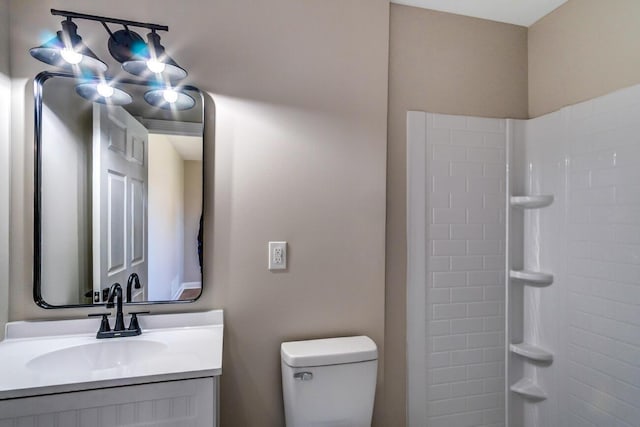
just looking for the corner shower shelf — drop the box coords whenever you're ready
[510,378,547,401]
[510,343,553,363]
[510,195,554,209]
[509,269,554,286]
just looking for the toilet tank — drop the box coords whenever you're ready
[281,336,377,427]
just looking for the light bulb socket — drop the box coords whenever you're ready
[59,19,80,47]
[146,31,165,59]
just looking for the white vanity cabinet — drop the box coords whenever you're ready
[0,311,223,427]
[0,377,218,427]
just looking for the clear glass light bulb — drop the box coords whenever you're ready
[61,48,82,65]
[147,59,166,73]
[163,89,178,103]
[97,83,114,98]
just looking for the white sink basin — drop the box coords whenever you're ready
[0,310,223,400]
[27,339,168,373]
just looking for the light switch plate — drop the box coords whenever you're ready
[268,241,287,270]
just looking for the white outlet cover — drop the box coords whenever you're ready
[268,241,287,270]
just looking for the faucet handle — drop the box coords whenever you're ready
[88,312,112,333]
[127,311,150,332]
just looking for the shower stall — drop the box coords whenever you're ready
[407,84,640,427]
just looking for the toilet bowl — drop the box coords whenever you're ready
[281,335,377,427]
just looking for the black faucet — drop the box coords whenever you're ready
[92,283,149,339]
[107,283,126,331]
[126,273,142,303]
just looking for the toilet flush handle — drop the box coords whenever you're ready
[294,371,313,381]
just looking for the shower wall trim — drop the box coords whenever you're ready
[406,111,428,426]
[504,119,512,427]
[407,112,507,427]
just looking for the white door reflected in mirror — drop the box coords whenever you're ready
[93,104,149,303]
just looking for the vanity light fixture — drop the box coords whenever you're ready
[30,9,187,82]
[144,87,195,111]
[29,18,108,74]
[75,81,133,106]
[122,31,188,82]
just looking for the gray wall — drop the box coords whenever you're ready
[183,160,202,284]
[148,134,185,301]
[0,0,10,340]
[7,1,389,426]
[529,0,640,117]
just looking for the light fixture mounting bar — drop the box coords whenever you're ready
[50,9,169,32]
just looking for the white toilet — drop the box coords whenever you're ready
[281,335,378,427]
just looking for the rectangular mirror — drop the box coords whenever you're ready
[34,72,205,307]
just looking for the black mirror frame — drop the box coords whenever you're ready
[33,71,206,308]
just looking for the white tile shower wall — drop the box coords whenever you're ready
[408,112,506,427]
[517,84,640,427]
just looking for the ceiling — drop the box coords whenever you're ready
[391,0,568,27]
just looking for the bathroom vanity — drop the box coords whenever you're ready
[0,310,223,426]
[0,11,223,426]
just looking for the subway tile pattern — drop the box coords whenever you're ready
[564,89,640,427]
[411,87,640,427]
[424,113,505,427]
[519,84,640,427]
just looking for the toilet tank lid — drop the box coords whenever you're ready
[281,336,377,367]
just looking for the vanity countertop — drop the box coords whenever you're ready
[0,310,223,400]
